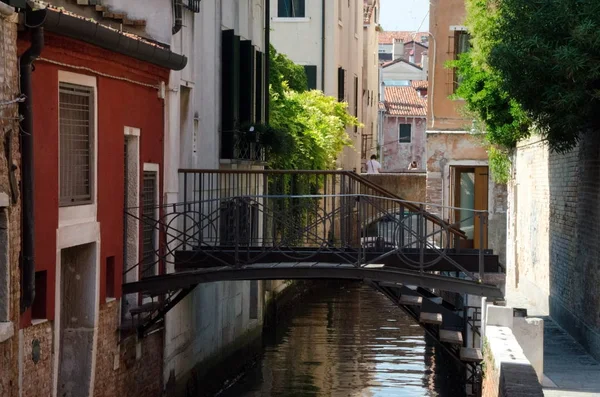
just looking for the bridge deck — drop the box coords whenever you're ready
[123,262,503,298]
[174,247,501,273]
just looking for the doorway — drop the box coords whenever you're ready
[451,166,488,249]
[58,243,97,397]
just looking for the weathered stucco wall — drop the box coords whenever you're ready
[362,173,426,202]
[428,0,468,131]
[426,132,507,264]
[381,116,426,172]
[508,131,600,360]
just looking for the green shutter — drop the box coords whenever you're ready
[221,30,240,158]
[240,40,255,124]
[255,50,264,123]
[303,65,317,90]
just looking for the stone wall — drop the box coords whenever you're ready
[482,326,544,397]
[362,172,426,202]
[0,9,22,397]
[508,131,600,360]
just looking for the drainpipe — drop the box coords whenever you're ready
[321,0,325,91]
[265,0,270,123]
[172,0,183,34]
[19,10,46,313]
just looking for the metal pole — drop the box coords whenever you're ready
[478,212,485,282]
[419,204,425,274]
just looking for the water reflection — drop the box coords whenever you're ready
[218,283,465,397]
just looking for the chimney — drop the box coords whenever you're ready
[393,38,404,60]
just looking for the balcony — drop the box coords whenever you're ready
[220,128,266,164]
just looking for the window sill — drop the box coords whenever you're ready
[0,322,14,343]
[272,17,310,23]
[31,318,48,326]
[105,297,117,304]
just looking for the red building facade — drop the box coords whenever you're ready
[13,7,182,395]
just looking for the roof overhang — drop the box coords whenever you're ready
[25,7,187,71]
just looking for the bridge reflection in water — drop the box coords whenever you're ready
[218,283,466,397]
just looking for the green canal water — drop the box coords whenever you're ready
[217,283,466,397]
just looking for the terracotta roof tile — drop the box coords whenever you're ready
[378,31,429,45]
[382,85,427,117]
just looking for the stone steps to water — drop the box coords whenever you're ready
[399,295,423,306]
[460,347,483,362]
[420,312,443,325]
[440,329,463,345]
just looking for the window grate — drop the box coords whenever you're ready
[183,0,201,13]
[59,83,94,206]
[142,171,157,278]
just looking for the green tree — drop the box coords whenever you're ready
[266,45,359,170]
[454,0,600,153]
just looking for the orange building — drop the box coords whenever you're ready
[426,0,506,261]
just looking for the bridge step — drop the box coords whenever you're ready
[440,329,463,345]
[399,295,423,306]
[460,347,483,363]
[420,312,443,325]
[129,301,160,315]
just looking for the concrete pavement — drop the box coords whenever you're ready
[505,288,600,396]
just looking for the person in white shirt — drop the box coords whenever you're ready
[366,155,382,174]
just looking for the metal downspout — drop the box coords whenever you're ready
[321,0,325,91]
[265,0,270,123]
[19,13,46,313]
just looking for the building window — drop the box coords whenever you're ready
[141,171,158,278]
[278,0,305,18]
[304,65,317,90]
[338,67,346,102]
[59,83,94,206]
[454,31,471,90]
[399,124,412,143]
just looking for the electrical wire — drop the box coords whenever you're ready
[37,57,161,90]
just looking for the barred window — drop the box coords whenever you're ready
[59,83,94,206]
[142,171,158,278]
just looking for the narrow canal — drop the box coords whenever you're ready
[218,282,466,396]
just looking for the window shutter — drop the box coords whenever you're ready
[303,65,317,90]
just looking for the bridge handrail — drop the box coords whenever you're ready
[177,168,468,239]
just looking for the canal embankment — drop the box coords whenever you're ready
[481,302,544,397]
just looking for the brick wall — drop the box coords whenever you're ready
[94,300,164,397]
[0,11,22,397]
[362,172,426,202]
[20,322,54,397]
[509,131,600,360]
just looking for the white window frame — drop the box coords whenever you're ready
[58,71,98,227]
[141,163,160,281]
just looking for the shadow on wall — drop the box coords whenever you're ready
[548,129,600,361]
